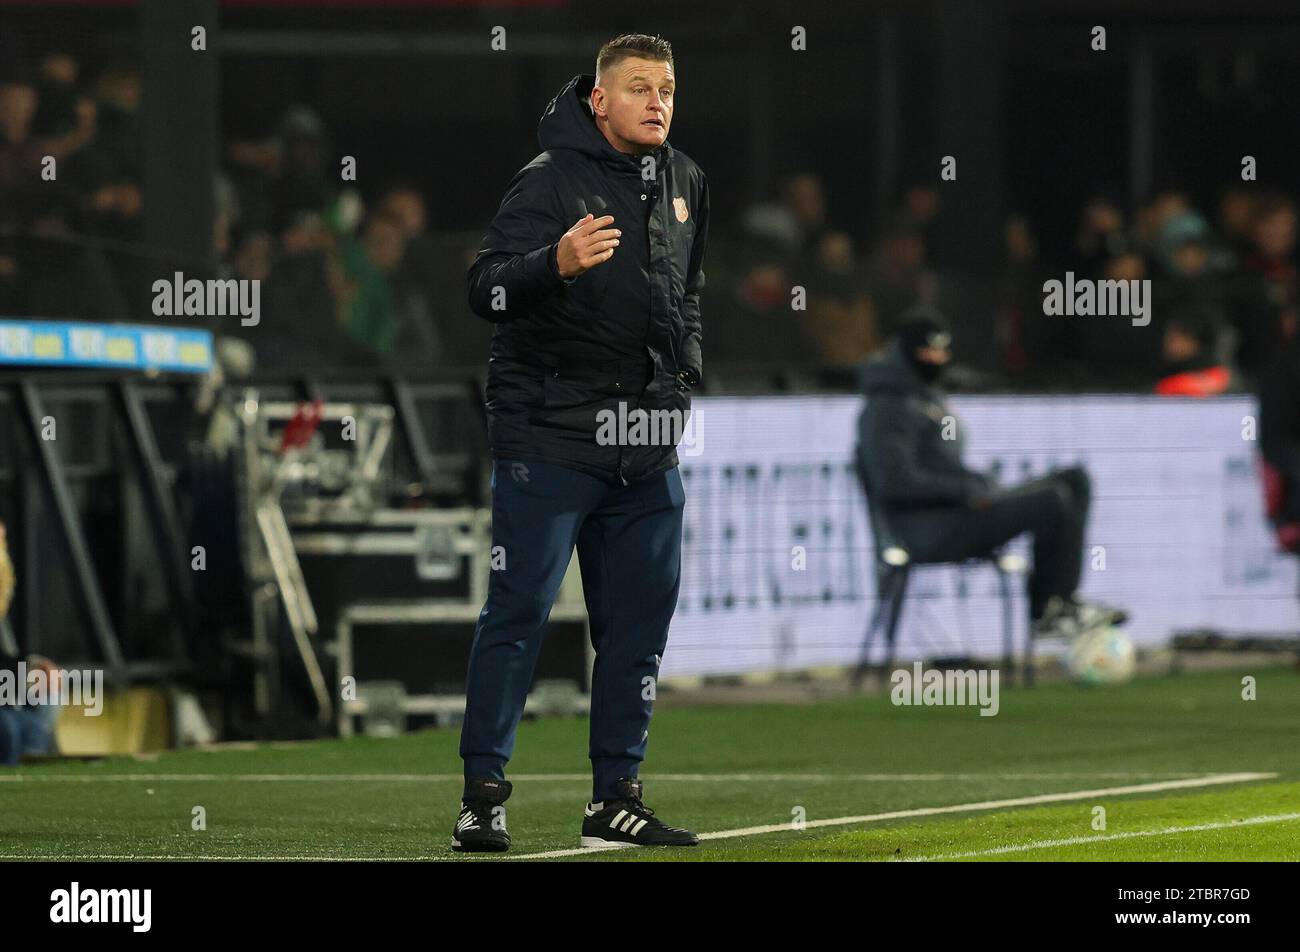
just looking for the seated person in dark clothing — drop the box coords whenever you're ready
[855,308,1127,639]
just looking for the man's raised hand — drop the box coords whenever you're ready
[556,214,620,279]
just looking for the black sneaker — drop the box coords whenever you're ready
[580,779,699,848]
[450,778,512,853]
[1032,595,1128,640]
[1067,595,1128,629]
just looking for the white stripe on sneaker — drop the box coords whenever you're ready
[630,818,649,836]
[609,809,628,829]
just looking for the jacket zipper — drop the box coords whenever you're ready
[616,161,663,488]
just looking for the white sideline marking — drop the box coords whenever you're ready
[0,773,1276,863]
[0,771,1202,784]
[0,772,1276,862]
[900,812,1300,861]
[506,773,1277,859]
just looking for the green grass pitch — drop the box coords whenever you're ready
[2,665,1297,861]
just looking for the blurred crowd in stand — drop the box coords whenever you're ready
[2,45,1295,395]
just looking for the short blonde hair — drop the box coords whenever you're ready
[595,34,674,83]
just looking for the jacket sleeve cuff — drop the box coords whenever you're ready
[544,242,578,286]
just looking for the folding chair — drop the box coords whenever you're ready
[851,467,1034,688]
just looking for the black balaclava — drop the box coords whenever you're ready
[896,306,952,384]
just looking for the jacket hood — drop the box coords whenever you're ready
[858,339,933,395]
[538,74,673,169]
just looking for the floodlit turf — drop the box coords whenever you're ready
[1,665,1297,861]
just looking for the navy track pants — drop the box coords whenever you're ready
[459,459,685,802]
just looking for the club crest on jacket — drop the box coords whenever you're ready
[673,195,689,223]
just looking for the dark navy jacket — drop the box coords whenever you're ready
[468,73,709,483]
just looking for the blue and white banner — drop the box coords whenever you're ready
[664,394,1299,678]
[0,319,214,374]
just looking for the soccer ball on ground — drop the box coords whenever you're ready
[1065,625,1136,685]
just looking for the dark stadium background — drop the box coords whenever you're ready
[2,0,1300,884]
[4,0,1297,379]
[0,0,1297,734]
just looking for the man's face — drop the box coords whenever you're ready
[591,57,674,154]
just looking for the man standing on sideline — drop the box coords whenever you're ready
[454,34,707,852]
